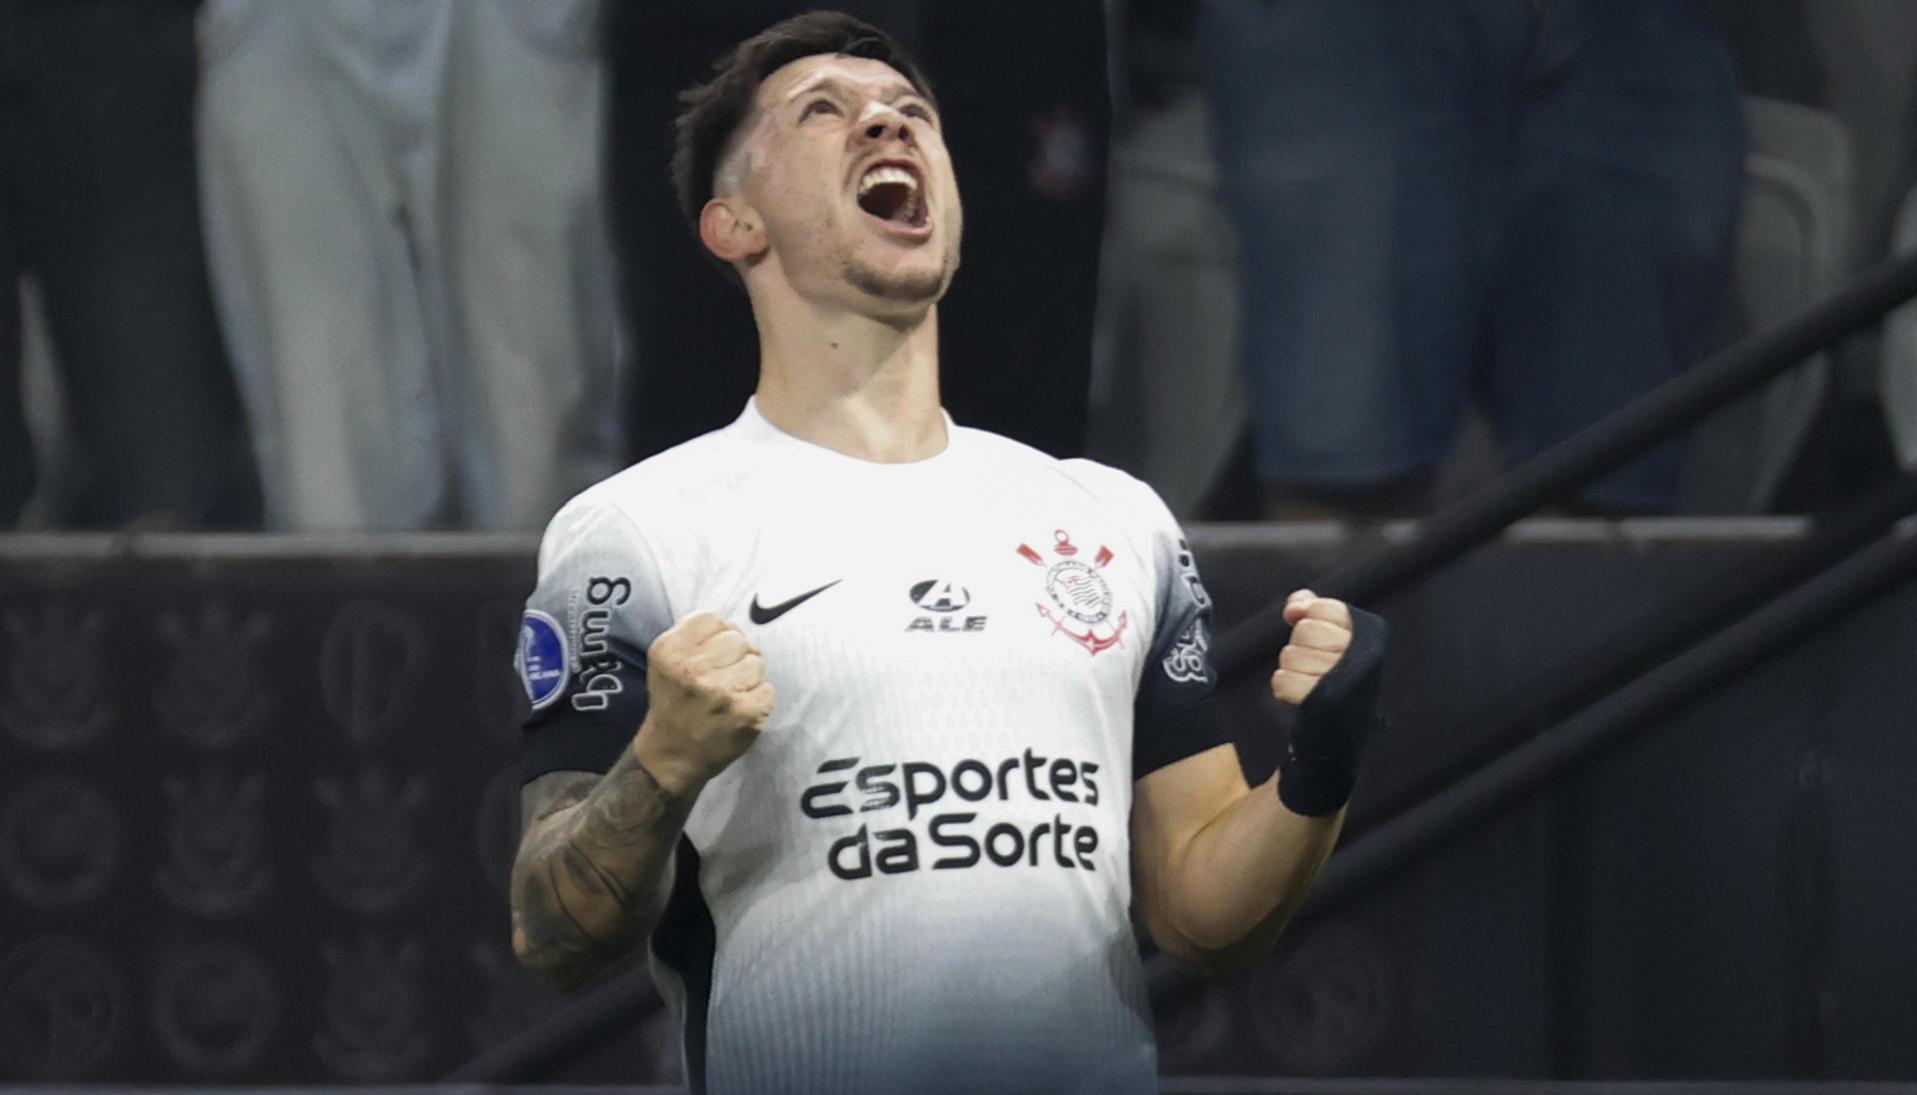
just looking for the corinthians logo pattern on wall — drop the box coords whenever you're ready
[0,552,557,1085]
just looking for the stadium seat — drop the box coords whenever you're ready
[1744,97,1856,213]
[1681,99,1854,512]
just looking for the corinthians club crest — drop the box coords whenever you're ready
[1017,529,1128,656]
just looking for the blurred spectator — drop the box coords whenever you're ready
[1201,0,1747,518]
[606,0,1108,463]
[196,0,619,532]
[1,0,254,530]
[1089,0,1248,518]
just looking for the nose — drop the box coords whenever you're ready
[857,104,914,147]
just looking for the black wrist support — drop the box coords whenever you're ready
[1276,605,1387,817]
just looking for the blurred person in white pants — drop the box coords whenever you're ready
[196,0,619,531]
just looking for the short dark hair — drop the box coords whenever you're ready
[671,11,938,245]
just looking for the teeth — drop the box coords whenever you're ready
[858,165,919,195]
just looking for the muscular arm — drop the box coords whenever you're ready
[1131,593,1379,977]
[509,739,693,992]
[1131,745,1343,977]
[509,610,772,992]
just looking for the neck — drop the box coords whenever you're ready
[750,289,946,464]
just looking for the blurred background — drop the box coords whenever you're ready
[2,0,1916,1089]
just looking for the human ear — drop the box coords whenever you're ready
[699,197,767,264]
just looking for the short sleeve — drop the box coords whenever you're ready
[515,496,673,784]
[1129,485,1229,779]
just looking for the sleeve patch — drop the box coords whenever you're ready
[1160,617,1211,684]
[517,610,570,710]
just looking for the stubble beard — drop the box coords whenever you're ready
[843,259,948,303]
[840,230,960,306]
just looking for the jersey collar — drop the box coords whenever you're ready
[734,397,963,474]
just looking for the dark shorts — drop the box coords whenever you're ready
[1201,0,1747,510]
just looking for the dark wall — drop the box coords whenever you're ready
[0,525,1912,1084]
[1185,525,1917,1080]
[0,543,551,1084]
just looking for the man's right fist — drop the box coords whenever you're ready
[633,611,775,794]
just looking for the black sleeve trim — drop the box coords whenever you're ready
[521,712,642,784]
[520,639,651,784]
[1133,691,1230,780]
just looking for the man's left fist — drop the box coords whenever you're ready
[1269,591,1387,816]
[1270,589,1352,707]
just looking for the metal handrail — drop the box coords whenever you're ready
[1213,250,1917,677]
[1310,524,1917,911]
[1358,472,1917,826]
[1148,522,1917,1009]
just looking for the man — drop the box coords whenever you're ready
[508,14,1385,1094]
[605,1,1108,466]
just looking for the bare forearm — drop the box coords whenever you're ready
[510,741,695,991]
[1167,773,1343,968]
[1139,594,1382,975]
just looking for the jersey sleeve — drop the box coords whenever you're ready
[1129,483,1230,779]
[515,495,673,784]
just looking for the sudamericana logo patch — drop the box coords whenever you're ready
[517,611,569,709]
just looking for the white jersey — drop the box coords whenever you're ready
[517,400,1223,1095]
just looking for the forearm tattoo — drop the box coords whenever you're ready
[510,750,693,990]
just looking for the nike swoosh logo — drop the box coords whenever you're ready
[748,580,842,624]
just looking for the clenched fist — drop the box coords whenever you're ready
[1270,590,1354,706]
[633,611,775,794]
[1269,589,1388,817]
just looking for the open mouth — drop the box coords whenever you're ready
[855,162,928,229]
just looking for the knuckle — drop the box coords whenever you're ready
[1302,620,1348,650]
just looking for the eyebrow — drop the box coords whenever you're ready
[785,77,930,111]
